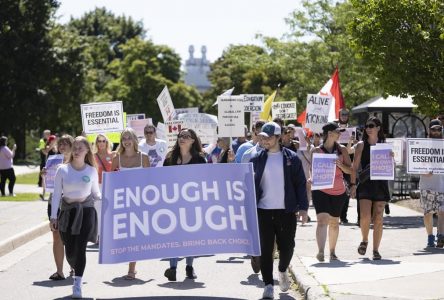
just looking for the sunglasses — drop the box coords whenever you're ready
[430,127,442,132]
[96,139,106,143]
[144,131,155,135]
[365,124,377,129]
[178,134,192,139]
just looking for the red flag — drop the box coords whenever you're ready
[297,67,345,126]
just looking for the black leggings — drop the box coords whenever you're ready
[258,209,296,286]
[60,207,95,277]
[0,168,16,196]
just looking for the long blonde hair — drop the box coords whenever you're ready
[117,128,139,154]
[93,133,112,153]
[69,136,98,169]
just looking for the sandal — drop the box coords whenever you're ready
[124,271,137,280]
[69,269,74,277]
[49,272,65,281]
[330,252,338,261]
[316,252,325,262]
[358,241,368,255]
[373,250,382,260]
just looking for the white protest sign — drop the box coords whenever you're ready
[311,153,337,190]
[129,118,153,140]
[175,107,199,115]
[294,127,308,151]
[126,113,146,125]
[271,101,297,120]
[249,111,261,132]
[242,94,264,112]
[156,86,176,121]
[406,138,444,174]
[156,122,167,141]
[386,138,404,165]
[338,127,357,144]
[217,96,245,137]
[305,94,332,133]
[81,101,124,134]
[370,144,394,180]
[164,120,184,152]
[178,113,218,145]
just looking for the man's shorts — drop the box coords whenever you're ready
[420,190,444,214]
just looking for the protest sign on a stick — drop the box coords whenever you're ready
[156,86,176,122]
[178,113,218,145]
[99,163,260,264]
[370,144,394,180]
[243,94,264,112]
[44,154,64,193]
[305,94,332,133]
[81,101,124,134]
[271,101,297,120]
[311,153,337,190]
[406,138,444,174]
[217,96,245,137]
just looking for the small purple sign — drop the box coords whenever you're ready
[311,153,337,190]
[100,163,260,264]
[370,145,394,180]
[44,154,64,193]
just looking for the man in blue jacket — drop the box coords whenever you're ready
[250,121,308,299]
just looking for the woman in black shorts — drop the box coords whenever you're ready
[350,117,390,260]
[310,122,352,262]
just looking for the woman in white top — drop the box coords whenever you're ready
[111,128,150,280]
[50,136,101,299]
[0,136,17,196]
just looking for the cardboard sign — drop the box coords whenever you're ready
[271,101,297,120]
[242,94,264,112]
[386,138,404,165]
[81,101,124,134]
[164,120,184,152]
[311,153,337,190]
[156,86,176,121]
[338,127,357,144]
[217,96,245,137]
[305,94,332,133]
[178,113,218,145]
[406,138,444,174]
[370,144,394,180]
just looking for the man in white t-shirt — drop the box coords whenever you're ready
[138,124,167,167]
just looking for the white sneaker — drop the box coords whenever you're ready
[262,284,274,299]
[278,270,291,292]
[72,284,82,299]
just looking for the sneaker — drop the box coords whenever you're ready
[185,265,197,279]
[262,284,274,299]
[250,256,261,273]
[72,285,82,299]
[436,234,444,248]
[164,267,176,281]
[278,270,290,292]
[427,234,436,248]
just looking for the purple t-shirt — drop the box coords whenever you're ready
[0,147,13,170]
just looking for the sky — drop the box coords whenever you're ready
[56,0,303,63]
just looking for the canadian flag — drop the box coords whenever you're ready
[168,124,182,133]
[297,67,345,126]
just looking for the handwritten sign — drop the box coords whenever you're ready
[271,101,297,120]
[305,94,332,133]
[217,96,245,137]
[156,86,176,121]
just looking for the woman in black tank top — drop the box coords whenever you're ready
[350,117,390,260]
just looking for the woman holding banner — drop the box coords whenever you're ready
[350,117,390,260]
[309,122,352,262]
[111,128,150,280]
[50,136,101,299]
[163,128,207,281]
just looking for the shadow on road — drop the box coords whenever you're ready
[33,278,73,287]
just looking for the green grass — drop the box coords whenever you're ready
[15,172,40,185]
[0,193,39,201]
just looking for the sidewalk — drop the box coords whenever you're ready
[289,199,444,300]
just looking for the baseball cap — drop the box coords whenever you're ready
[429,119,442,129]
[259,122,281,137]
[322,122,346,133]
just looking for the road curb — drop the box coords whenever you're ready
[290,255,331,300]
[0,221,49,257]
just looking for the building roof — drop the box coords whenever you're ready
[352,95,417,114]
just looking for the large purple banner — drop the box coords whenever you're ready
[99,163,260,264]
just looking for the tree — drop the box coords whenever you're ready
[349,0,444,115]
[0,0,60,158]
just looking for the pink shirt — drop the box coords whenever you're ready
[0,147,13,170]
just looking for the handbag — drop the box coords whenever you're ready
[358,165,371,183]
